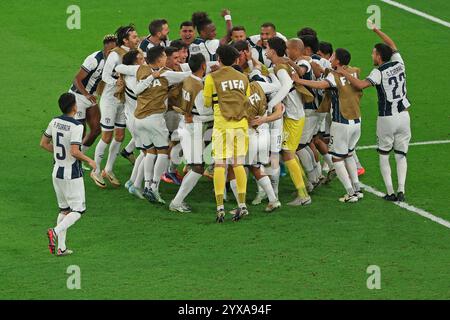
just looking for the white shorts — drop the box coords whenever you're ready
[300,109,321,145]
[165,110,182,141]
[100,96,126,131]
[247,127,270,165]
[377,111,411,155]
[134,113,169,149]
[124,103,137,139]
[70,91,94,121]
[179,122,205,164]
[269,118,283,153]
[329,121,361,158]
[52,177,86,213]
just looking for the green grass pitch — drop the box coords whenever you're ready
[1,0,449,299]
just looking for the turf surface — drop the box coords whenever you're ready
[0,0,449,299]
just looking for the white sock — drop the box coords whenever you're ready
[270,167,280,197]
[81,145,90,154]
[297,148,317,183]
[144,153,157,189]
[57,213,66,251]
[257,176,277,202]
[323,153,334,170]
[345,156,360,192]
[353,151,362,169]
[334,160,354,195]
[105,139,122,173]
[322,161,330,173]
[54,212,81,236]
[230,179,239,203]
[315,160,322,178]
[151,154,169,192]
[94,139,108,174]
[134,157,145,189]
[130,152,144,183]
[172,170,202,205]
[125,138,135,154]
[395,153,407,193]
[379,154,394,195]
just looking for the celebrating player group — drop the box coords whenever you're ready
[40,10,411,255]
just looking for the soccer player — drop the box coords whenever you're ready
[204,45,251,222]
[134,46,191,204]
[336,25,411,202]
[170,39,190,63]
[91,25,139,188]
[230,26,248,43]
[169,53,213,212]
[139,19,170,56]
[41,93,96,256]
[114,49,147,199]
[190,10,233,62]
[293,48,364,202]
[69,34,117,156]
[249,23,287,67]
[266,37,311,206]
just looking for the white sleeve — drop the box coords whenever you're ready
[115,64,139,76]
[101,51,119,85]
[257,80,280,96]
[163,71,192,86]
[194,90,213,117]
[44,121,53,138]
[297,59,311,73]
[324,72,337,88]
[206,39,220,54]
[366,68,382,86]
[391,52,404,64]
[81,55,98,73]
[70,124,84,145]
[268,69,292,109]
[135,75,155,95]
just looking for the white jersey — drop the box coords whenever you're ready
[101,45,130,100]
[44,116,84,180]
[139,37,170,57]
[189,38,220,62]
[70,50,106,95]
[366,52,410,116]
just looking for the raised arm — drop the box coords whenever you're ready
[219,9,233,45]
[368,20,398,51]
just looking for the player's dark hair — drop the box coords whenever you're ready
[188,53,206,73]
[261,22,276,30]
[267,37,286,57]
[192,12,212,33]
[149,19,167,36]
[58,92,76,114]
[122,49,141,65]
[164,46,179,57]
[115,24,136,46]
[297,27,317,38]
[216,45,240,66]
[232,40,249,52]
[335,48,351,66]
[146,45,165,64]
[180,21,194,29]
[374,43,393,62]
[103,34,117,45]
[319,41,333,55]
[231,26,246,33]
[170,39,189,50]
[300,35,319,53]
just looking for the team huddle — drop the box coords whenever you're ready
[41,10,411,255]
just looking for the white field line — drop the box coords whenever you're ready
[360,183,450,229]
[380,0,450,28]
[357,140,450,150]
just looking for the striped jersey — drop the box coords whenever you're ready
[189,38,219,62]
[70,50,105,95]
[44,116,84,180]
[366,52,410,116]
[139,37,170,57]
